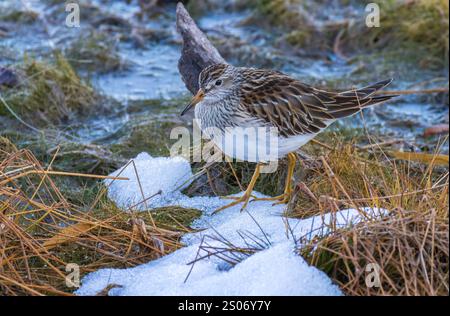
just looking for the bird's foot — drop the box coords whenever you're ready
[213,193,253,214]
[251,192,291,206]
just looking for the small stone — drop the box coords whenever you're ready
[0,67,19,88]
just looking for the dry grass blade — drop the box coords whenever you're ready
[42,222,94,250]
[0,147,183,295]
[290,138,449,296]
[302,208,449,296]
[184,215,273,283]
[390,151,449,166]
[186,231,270,269]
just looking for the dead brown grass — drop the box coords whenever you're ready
[1,132,448,296]
[302,207,448,296]
[185,132,448,296]
[291,136,449,296]
[0,145,187,296]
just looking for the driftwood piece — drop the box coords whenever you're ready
[176,2,226,94]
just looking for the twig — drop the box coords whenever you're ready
[358,139,403,150]
[0,170,129,186]
[311,139,334,151]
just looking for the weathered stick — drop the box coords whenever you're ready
[176,2,226,94]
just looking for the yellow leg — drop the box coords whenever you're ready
[253,153,296,205]
[213,164,261,214]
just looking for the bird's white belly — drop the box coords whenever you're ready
[205,126,316,162]
[195,102,334,162]
[277,133,317,157]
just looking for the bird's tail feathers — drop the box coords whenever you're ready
[328,79,398,119]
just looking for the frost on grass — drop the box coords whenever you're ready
[77,152,387,296]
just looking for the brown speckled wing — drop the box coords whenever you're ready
[238,69,395,137]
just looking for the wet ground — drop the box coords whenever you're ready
[0,0,448,154]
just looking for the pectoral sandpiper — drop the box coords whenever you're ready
[181,63,396,213]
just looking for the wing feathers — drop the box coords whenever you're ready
[239,69,396,137]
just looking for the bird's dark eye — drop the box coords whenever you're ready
[215,79,222,86]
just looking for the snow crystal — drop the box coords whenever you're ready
[76,152,387,296]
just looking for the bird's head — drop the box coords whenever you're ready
[181,63,237,116]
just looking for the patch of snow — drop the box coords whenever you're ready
[105,152,193,209]
[76,153,387,296]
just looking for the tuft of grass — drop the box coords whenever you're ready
[65,31,124,74]
[343,0,449,69]
[110,120,178,159]
[192,130,448,296]
[47,142,126,176]
[287,136,448,296]
[288,136,448,218]
[301,208,448,295]
[247,0,448,70]
[0,140,200,296]
[1,53,102,126]
[0,8,38,24]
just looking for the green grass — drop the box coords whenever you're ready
[0,8,38,24]
[110,120,178,159]
[247,0,449,70]
[342,0,449,69]
[65,31,124,74]
[1,53,101,126]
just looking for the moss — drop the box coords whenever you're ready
[256,0,295,25]
[0,136,18,160]
[246,0,331,50]
[284,30,313,47]
[126,97,187,114]
[76,184,201,228]
[0,9,38,24]
[65,31,124,74]
[253,0,312,30]
[0,131,125,179]
[186,0,235,18]
[51,142,125,175]
[2,53,101,127]
[344,0,449,69]
[248,0,448,69]
[110,120,178,158]
[317,123,367,143]
[146,206,202,231]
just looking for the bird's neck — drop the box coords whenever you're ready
[195,96,238,132]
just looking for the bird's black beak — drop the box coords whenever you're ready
[181,89,204,116]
